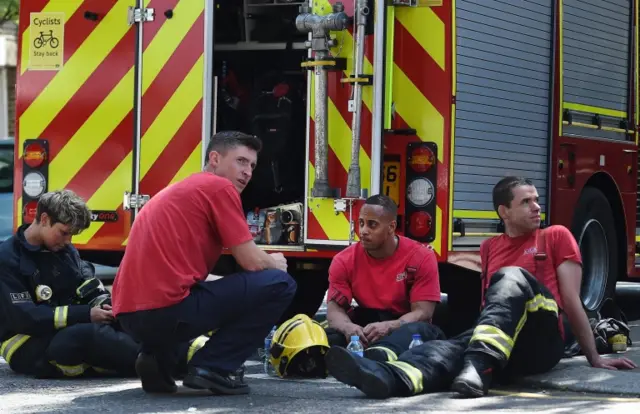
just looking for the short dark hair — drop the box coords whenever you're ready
[36,189,91,234]
[492,176,534,215]
[365,194,398,218]
[206,130,262,157]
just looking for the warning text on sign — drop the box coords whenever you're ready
[28,12,65,71]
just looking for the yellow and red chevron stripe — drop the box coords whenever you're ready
[307,0,374,243]
[388,3,452,258]
[308,1,452,258]
[15,0,206,250]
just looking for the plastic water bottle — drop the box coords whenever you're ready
[264,326,277,376]
[347,335,364,357]
[409,334,423,349]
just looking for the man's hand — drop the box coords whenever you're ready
[590,355,637,370]
[90,306,114,324]
[363,321,398,344]
[269,253,288,272]
[341,322,368,346]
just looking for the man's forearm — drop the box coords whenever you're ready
[247,251,278,271]
[327,302,352,331]
[391,309,430,329]
[564,299,599,363]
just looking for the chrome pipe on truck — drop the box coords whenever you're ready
[345,0,369,198]
[296,2,349,198]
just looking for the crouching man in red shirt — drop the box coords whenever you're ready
[325,194,443,362]
[111,131,296,395]
[325,176,636,399]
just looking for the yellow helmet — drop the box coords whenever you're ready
[269,314,330,378]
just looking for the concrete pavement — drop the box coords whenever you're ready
[3,324,640,412]
[3,358,640,413]
[518,320,640,396]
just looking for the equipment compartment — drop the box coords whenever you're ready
[213,14,309,248]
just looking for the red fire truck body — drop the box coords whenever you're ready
[13,0,640,317]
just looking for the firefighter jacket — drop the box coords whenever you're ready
[0,224,111,343]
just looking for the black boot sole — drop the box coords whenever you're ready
[325,347,393,399]
[135,355,178,394]
[183,374,250,395]
[451,379,485,398]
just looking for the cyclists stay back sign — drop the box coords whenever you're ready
[28,12,64,71]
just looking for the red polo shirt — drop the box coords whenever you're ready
[112,172,253,315]
[327,236,441,316]
[481,225,583,310]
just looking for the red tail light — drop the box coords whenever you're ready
[408,146,435,173]
[22,139,50,224]
[409,211,432,238]
[24,143,47,169]
[404,142,437,243]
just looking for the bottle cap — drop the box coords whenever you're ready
[351,335,359,341]
[412,334,421,340]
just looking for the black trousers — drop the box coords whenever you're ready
[325,307,446,361]
[118,269,296,374]
[388,267,566,395]
[7,323,141,378]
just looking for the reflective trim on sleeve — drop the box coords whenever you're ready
[76,278,103,298]
[0,334,31,364]
[54,306,69,329]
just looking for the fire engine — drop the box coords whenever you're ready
[13,0,640,329]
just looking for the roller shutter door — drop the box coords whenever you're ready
[563,0,630,115]
[453,0,552,215]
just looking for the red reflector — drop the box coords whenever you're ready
[23,200,38,224]
[409,146,435,173]
[24,143,47,169]
[409,211,432,238]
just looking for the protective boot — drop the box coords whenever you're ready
[135,353,178,394]
[451,352,495,398]
[325,346,404,399]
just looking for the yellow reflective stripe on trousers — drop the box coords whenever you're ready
[470,325,514,359]
[53,306,68,329]
[472,294,559,358]
[187,335,210,363]
[387,361,424,394]
[526,294,558,315]
[0,334,31,364]
[92,366,117,375]
[366,346,398,361]
[514,294,559,343]
[51,362,89,377]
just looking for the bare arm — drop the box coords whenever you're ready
[397,300,436,325]
[558,261,636,370]
[229,240,286,272]
[327,300,354,331]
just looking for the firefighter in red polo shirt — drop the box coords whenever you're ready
[324,194,444,362]
[324,176,637,400]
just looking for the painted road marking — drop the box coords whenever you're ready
[490,390,640,403]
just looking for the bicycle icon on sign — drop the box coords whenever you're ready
[33,30,59,49]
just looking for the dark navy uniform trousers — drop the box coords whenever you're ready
[118,269,296,374]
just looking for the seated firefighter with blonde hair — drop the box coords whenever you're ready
[0,189,207,379]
